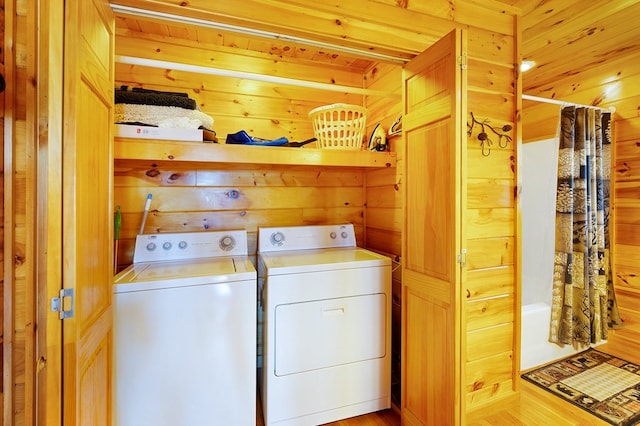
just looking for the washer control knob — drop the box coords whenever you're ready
[146,242,156,252]
[162,241,172,250]
[178,241,188,249]
[330,232,337,239]
[219,235,236,251]
[270,232,285,246]
[341,231,349,239]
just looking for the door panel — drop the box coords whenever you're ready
[275,294,386,375]
[401,29,464,426]
[405,120,453,281]
[62,0,114,424]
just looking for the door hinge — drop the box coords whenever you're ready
[51,288,75,319]
[458,53,468,70]
[457,249,467,267]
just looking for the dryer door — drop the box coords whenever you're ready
[274,293,386,376]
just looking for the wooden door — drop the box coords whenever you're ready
[401,29,466,426]
[62,0,114,424]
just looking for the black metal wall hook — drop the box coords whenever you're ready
[0,74,5,93]
[467,112,513,157]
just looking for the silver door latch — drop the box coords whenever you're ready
[457,249,467,267]
[51,288,75,319]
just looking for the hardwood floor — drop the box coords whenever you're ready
[257,334,640,425]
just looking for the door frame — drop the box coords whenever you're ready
[36,0,65,423]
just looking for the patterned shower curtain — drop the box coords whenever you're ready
[550,106,622,345]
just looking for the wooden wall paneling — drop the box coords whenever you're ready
[114,165,365,188]
[611,76,640,343]
[467,323,513,361]
[615,207,640,226]
[22,0,38,423]
[616,286,640,339]
[467,59,514,95]
[465,208,515,240]
[616,138,640,159]
[362,58,402,267]
[365,183,401,209]
[466,295,514,331]
[5,0,37,421]
[617,223,640,245]
[616,306,640,338]
[113,163,369,266]
[116,205,365,236]
[467,178,514,209]
[614,180,640,205]
[616,289,640,313]
[614,116,640,143]
[115,32,366,87]
[463,19,518,412]
[114,63,365,106]
[520,101,559,142]
[465,353,514,404]
[615,244,640,268]
[365,206,402,233]
[365,228,402,259]
[465,266,516,301]
[467,28,515,67]
[611,93,640,125]
[467,147,515,179]
[115,186,364,213]
[364,61,402,137]
[467,91,515,124]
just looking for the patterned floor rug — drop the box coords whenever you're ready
[521,349,640,425]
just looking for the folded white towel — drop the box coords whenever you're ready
[114,104,214,130]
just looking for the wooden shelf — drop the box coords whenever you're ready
[114,138,396,169]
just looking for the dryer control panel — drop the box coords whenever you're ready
[133,230,248,263]
[258,224,356,253]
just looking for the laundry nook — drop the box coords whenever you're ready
[4,1,640,426]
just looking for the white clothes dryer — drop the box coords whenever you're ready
[113,230,256,426]
[258,224,391,426]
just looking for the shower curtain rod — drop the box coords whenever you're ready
[522,94,615,112]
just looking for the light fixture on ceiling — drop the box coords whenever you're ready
[520,60,536,72]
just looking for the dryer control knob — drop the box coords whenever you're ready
[270,232,285,246]
[330,232,337,239]
[341,231,349,239]
[178,241,188,249]
[162,242,172,250]
[146,242,156,252]
[219,235,236,251]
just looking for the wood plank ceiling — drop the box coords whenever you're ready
[111,0,640,105]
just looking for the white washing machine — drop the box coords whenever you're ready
[258,224,391,425]
[113,230,256,426]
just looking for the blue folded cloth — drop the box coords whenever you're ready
[226,130,288,146]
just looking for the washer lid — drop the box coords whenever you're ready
[113,256,256,293]
[259,247,390,275]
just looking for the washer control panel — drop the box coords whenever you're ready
[133,230,248,263]
[258,224,356,252]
